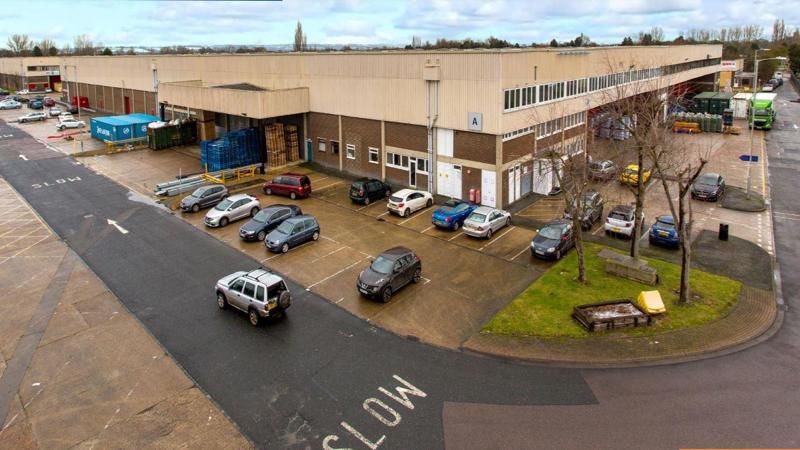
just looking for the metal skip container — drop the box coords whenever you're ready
[91,113,160,143]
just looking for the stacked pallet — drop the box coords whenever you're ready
[201,128,259,172]
[266,123,286,168]
[284,125,299,162]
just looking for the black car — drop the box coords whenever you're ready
[564,190,604,230]
[349,178,391,205]
[357,247,422,302]
[239,204,302,241]
[691,173,725,201]
[531,219,575,260]
[29,100,43,110]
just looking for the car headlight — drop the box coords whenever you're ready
[547,247,556,253]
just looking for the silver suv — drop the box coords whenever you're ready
[215,268,291,326]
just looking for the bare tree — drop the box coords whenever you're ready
[73,34,95,55]
[294,21,307,52]
[38,38,57,53]
[6,34,31,54]
[649,27,664,43]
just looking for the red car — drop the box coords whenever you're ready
[263,173,311,200]
[43,97,56,107]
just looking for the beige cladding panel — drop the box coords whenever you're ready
[159,83,309,119]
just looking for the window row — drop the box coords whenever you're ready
[386,152,429,173]
[502,111,586,141]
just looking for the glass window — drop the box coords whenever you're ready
[230,279,244,293]
[346,144,356,160]
[368,147,379,164]
[331,141,339,154]
[504,90,511,110]
[304,218,316,230]
[242,282,255,298]
[318,138,326,152]
[255,285,265,301]
[401,155,409,168]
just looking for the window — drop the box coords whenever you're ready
[416,158,428,174]
[368,147,379,164]
[401,155,409,168]
[255,285,265,301]
[346,143,356,160]
[386,152,408,170]
[331,141,339,155]
[318,138,326,152]
[243,282,255,298]
[230,279,244,293]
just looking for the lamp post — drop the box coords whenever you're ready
[745,51,787,198]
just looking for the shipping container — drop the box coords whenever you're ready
[731,93,753,119]
[709,92,733,115]
[91,113,160,143]
[691,92,716,113]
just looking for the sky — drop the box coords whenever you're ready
[5,0,798,48]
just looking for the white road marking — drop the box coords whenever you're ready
[307,257,369,290]
[261,253,282,262]
[320,235,339,243]
[106,219,128,234]
[377,211,390,218]
[421,276,431,285]
[335,297,345,304]
[510,245,531,261]
[316,181,342,191]
[398,212,422,225]
[421,225,434,233]
[18,154,28,161]
[447,231,463,241]
[479,226,515,251]
[312,246,347,262]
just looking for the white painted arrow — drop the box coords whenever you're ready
[19,154,28,161]
[107,219,129,234]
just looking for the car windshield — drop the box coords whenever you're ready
[276,221,293,234]
[370,256,394,275]
[696,174,717,186]
[215,199,233,211]
[539,225,562,240]
[589,162,603,170]
[390,195,404,203]
[656,218,675,230]
[467,212,487,222]
[623,167,638,175]
[252,210,270,223]
[754,108,770,116]
[439,200,460,214]
[609,211,631,221]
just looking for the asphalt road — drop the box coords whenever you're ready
[0,122,594,449]
[2,81,799,449]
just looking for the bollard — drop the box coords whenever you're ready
[718,223,729,241]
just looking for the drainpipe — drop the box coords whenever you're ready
[426,79,438,194]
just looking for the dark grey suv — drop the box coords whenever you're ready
[180,185,229,212]
[564,191,604,230]
[357,247,422,302]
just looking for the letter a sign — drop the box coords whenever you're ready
[468,112,483,131]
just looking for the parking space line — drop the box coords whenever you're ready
[307,257,369,290]
[377,211,390,218]
[421,276,431,285]
[398,210,426,225]
[315,181,342,191]
[311,246,347,262]
[510,245,530,261]
[261,253,282,262]
[421,225,434,233]
[447,231,463,241]
[310,176,329,183]
[478,226,515,251]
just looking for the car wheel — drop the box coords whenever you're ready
[265,188,272,195]
[312,231,320,241]
[412,268,422,283]
[281,243,289,253]
[250,207,259,217]
[217,292,228,309]
[57,126,63,131]
[426,199,433,208]
[248,309,260,327]
[381,287,393,303]
[191,204,200,213]
[219,217,229,227]
[404,208,410,217]
[364,197,370,205]
[385,189,391,198]
[290,192,296,200]
[486,229,493,239]
[453,221,460,231]
[506,217,511,227]
[257,230,266,241]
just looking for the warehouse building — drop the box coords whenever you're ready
[0,45,722,208]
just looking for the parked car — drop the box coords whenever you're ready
[564,191,604,230]
[265,215,320,253]
[58,111,74,121]
[204,193,260,227]
[531,219,575,260]
[0,100,22,110]
[56,118,85,131]
[215,268,291,326]
[431,199,477,230]
[239,204,302,242]
[463,206,511,239]
[42,97,55,107]
[48,106,62,117]
[762,83,774,92]
[349,177,391,205]
[603,204,644,238]
[28,100,43,110]
[648,215,680,248]
[691,173,725,201]
[588,159,618,181]
[263,173,311,200]
[18,112,46,123]
[17,89,29,95]
[387,189,433,217]
[0,89,8,96]
[3,95,26,103]
[180,184,229,213]
[619,164,651,186]
[357,247,421,302]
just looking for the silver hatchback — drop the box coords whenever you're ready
[215,268,291,326]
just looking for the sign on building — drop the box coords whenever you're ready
[720,60,739,71]
[468,112,482,131]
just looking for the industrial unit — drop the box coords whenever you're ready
[0,45,722,207]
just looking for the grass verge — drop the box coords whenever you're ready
[482,243,741,338]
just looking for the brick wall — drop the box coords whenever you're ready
[461,166,482,201]
[342,116,381,178]
[502,133,535,164]
[386,122,427,151]
[454,130,495,165]
[308,112,339,170]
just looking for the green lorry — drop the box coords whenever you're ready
[749,93,777,130]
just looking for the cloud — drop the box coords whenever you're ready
[606,0,701,15]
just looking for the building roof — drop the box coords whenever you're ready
[214,83,266,92]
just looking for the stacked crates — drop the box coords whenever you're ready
[200,128,260,172]
[266,123,286,168]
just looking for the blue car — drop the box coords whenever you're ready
[648,215,680,248]
[431,200,476,230]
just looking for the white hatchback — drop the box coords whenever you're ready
[387,189,433,217]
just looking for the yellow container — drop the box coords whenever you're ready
[637,290,666,315]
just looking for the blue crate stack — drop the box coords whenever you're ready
[200,128,261,172]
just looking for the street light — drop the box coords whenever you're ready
[745,50,787,198]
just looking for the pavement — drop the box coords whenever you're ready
[0,178,249,449]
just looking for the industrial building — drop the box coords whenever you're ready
[0,44,722,207]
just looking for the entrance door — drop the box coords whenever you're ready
[124,96,131,114]
[481,170,496,207]
[409,159,417,187]
[508,168,516,203]
[305,139,313,162]
[514,164,521,200]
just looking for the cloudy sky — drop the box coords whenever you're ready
[6,0,797,48]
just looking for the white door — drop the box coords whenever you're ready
[514,164,521,200]
[437,162,452,197]
[450,165,462,199]
[481,170,496,207]
[437,129,454,157]
[508,168,516,204]
[532,159,552,195]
